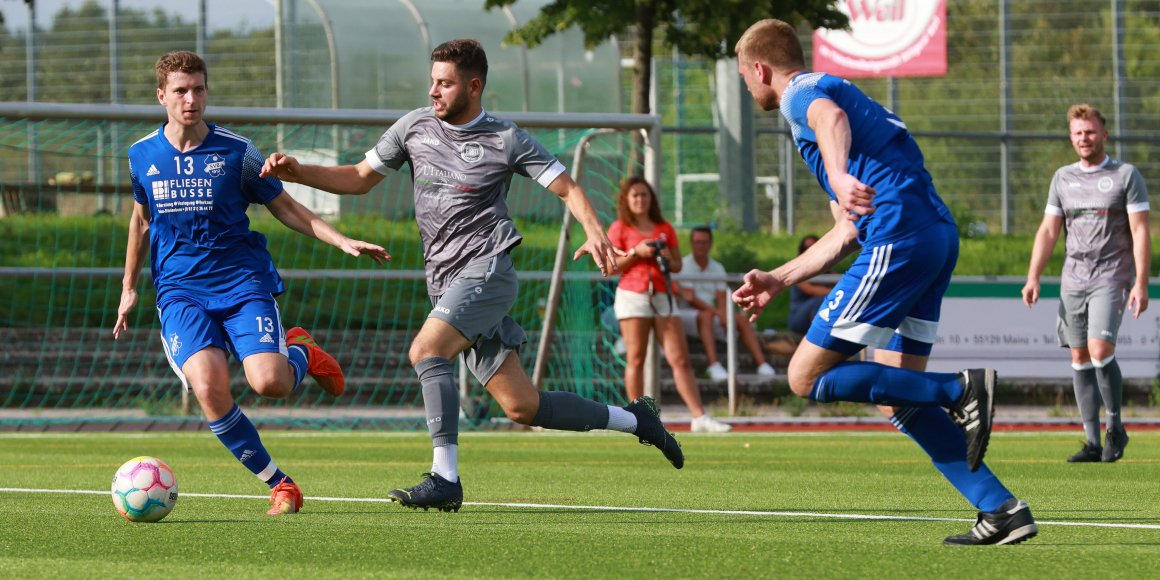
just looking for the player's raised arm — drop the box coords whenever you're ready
[264,192,390,264]
[261,153,385,196]
[114,202,151,340]
[546,172,622,277]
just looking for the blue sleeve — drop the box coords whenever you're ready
[241,142,283,204]
[781,75,832,143]
[128,153,147,205]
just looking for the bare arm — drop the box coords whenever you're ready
[547,172,622,276]
[260,153,385,196]
[1128,210,1151,317]
[806,98,875,218]
[265,192,390,263]
[114,202,151,339]
[1021,213,1063,308]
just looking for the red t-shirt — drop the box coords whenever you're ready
[608,220,680,294]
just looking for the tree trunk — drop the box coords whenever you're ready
[628,0,655,175]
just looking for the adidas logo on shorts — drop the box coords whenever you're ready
[260,333,275,344]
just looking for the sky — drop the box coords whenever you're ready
[2,0,276,32]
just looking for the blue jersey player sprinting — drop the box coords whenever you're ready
[114,51,389,516]
[732,19,1036,545]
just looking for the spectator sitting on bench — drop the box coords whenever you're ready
[675,226,776,381]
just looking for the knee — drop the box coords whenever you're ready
[408,343,437,366]
[250,375,290,398]
[1089,345,1116,364]
[786,363,816,399]
[500,394,539,425]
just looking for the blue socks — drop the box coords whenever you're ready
[809,361,963,407]
[208,404,289,489]
[287,345,309,392]
[892,406,1013,512]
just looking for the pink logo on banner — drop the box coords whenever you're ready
[813,0,947,78]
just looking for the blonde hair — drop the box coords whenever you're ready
[735,19,805,71]
[1067,103,1107,128]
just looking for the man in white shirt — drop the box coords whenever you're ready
[676,227,776,381]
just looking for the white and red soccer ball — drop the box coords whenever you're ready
[111,456,178,522]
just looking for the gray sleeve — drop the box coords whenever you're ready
[365,110,422,174]
[1124,165,1150,213]
[1045,169,1064,216]
[506,126,566,188]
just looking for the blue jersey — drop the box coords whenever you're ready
[780,73,953,245]
[128,123,285,300]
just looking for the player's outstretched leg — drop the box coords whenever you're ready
[943,498,1038,546]
[951,369,995,472]
[624,396,684,469]
[388,472,464,513]
[267,476,304,515]
[286,327,345,396]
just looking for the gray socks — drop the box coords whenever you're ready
[1093,355,1123,432]
[1071,362,1102,444]
[415,356,459,447]
[530,390,611,432]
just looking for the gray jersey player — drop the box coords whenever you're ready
[260,39,684,512]
[1022,103,1151,463]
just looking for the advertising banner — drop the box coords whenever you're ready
[813,0,947,78]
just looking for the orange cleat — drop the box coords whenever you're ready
[286,327,346,396]
[267,477,303,515]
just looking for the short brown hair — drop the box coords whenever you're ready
[735,19,805,71]
[155,51,207,89]
[617,176,665,227]
[1067,103,1107,128]
[431,39,488,88]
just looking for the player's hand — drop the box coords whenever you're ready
[732,269,784,322]
[1128,281,1149,318]
[260,152,301,182]
[339,238,391,264]
[1021,279,1040,308]
[829,173,876,219]
[574,232,622,276]
[113,288,138,340]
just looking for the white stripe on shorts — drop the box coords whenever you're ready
[840,243,892,323]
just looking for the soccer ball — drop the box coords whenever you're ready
[111,456,178,522]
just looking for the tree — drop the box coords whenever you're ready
[483,0,847,121]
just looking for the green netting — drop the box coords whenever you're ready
[0,116,644,429]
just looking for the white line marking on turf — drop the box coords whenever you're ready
[3,487,1159,530]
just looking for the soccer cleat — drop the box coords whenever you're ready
[388,472,463,513]
[1102,427,1129,462]
[943,498,1038,546]
[624,396,684,469]
[267,477,303,515]
[951,368,995,472]
[691,414,732,433]
[1067,440,1103,463]
[286,327,345,396]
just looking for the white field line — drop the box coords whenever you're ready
[3,487,1159,531]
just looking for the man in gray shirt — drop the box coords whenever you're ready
[1022,103,1151,463]
[260,39,683,512]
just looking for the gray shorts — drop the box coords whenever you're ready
[1056,285,1128,348]
[428,251,526,384]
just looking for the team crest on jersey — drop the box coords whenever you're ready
[204,154,226,177]
[1097,176,1114,193]
[458,142,483,164]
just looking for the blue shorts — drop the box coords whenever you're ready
[157,290,289,378]
[805,222,958,357]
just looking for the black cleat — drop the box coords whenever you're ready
[951,368,995,472]
[1102,427,1129,463]
[944,498,1038,546]
[624,396,684,469]
[1067,440,1103,463]
[387,472,463,512]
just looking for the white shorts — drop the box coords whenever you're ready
[614,288,676,319]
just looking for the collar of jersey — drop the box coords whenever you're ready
[439,109,488,130]
[1075,154,1111,173]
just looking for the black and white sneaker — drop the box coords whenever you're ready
[1102,427,1129,463]
[1067,440,1103,463]
[387,472,463,512]
[624,396,684,469]
[951,369,995,472]
[944,498,1038,545]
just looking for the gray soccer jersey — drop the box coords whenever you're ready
[365,107,566,294]
[1046,156,1149,291]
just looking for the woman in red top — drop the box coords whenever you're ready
[608,177,729,432]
